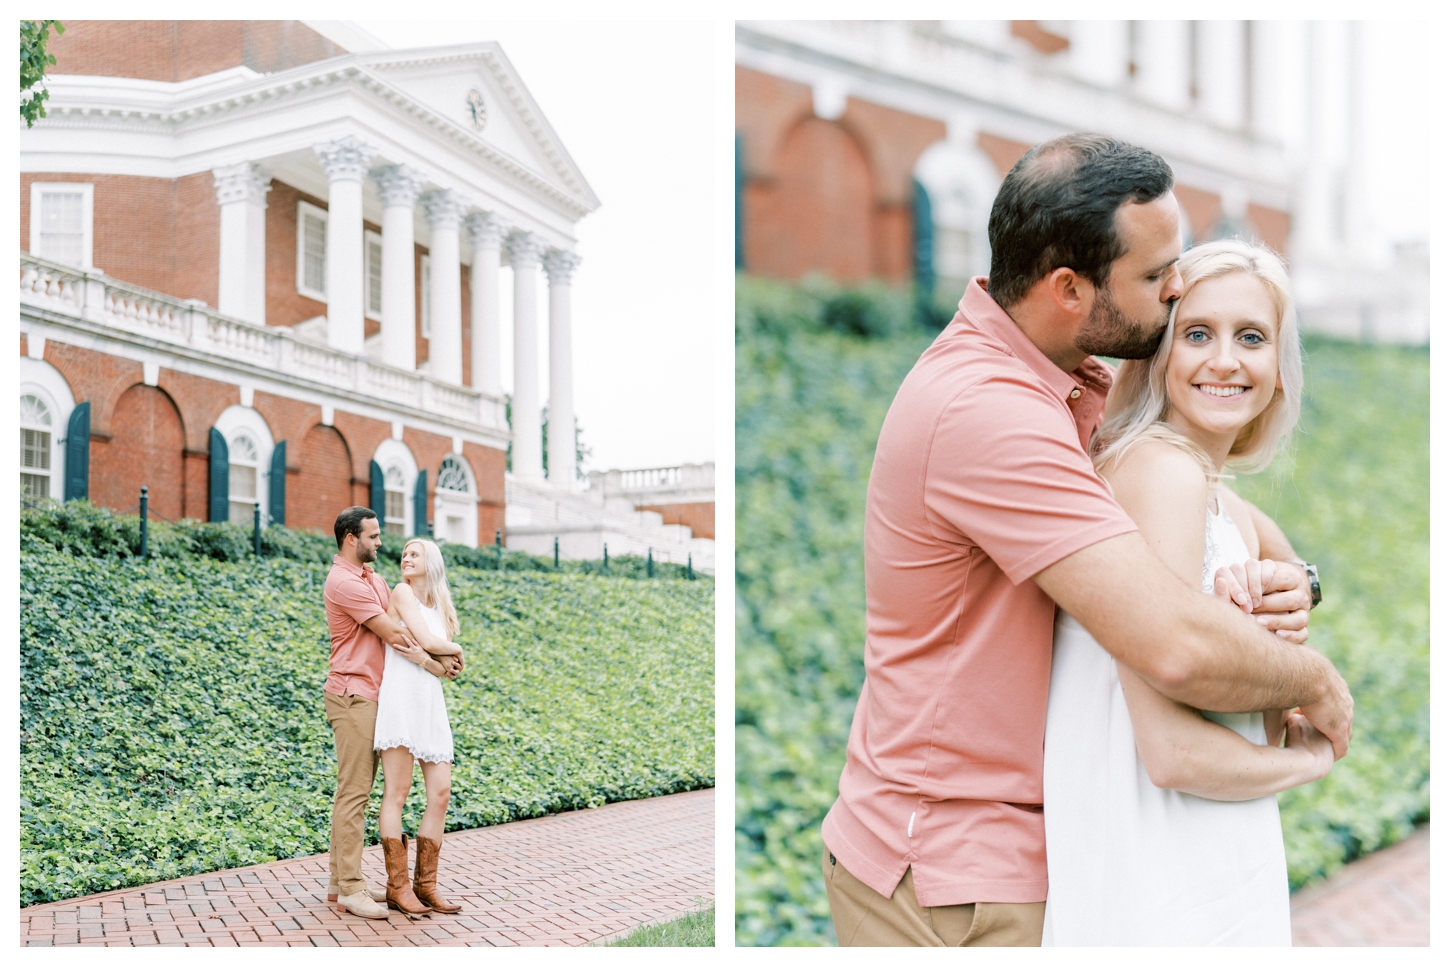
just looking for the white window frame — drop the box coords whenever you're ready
[213,404,275,525]
[20,393,56,504]
[30,182,95,269]
[373,438,419,538]
[227,432,262,528]
[21,358,77,503]
[420,254,432,338]
[296,199,329,303]
[434,452,478,548]
[365,228,383,321]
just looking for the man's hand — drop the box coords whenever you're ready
[437,654,462,680]
[1296,660,1354,761]
[1213,559,1310,644]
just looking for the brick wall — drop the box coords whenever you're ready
[462,442,506,545]
[91,384,186,521]
[21,172,220,305]
[47,20,344,83]
[638,501,714,541]
[736,65,945,284]
[292,424,354,534]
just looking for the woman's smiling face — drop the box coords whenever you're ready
[1163,270,1281,459]
[400,543,426,577]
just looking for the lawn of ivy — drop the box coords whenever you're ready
[21,506,714,906]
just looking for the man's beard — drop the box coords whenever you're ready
[357,541,378,564]
[1074,285,1171,360]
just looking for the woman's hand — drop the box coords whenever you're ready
[1283,711,1334,784]
[390,639,430,665]
[1213,559,1310,643]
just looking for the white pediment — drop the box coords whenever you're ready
[357,44,598,213]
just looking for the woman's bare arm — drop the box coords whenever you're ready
[390,583,463,656]
[1105,442,1333,799]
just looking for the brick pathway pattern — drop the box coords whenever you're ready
[1291,825,1429,947]
[20,787,713,947]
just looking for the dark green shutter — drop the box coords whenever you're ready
[269,441,286,526]
[912,178,936,327]
[64,402,90,501]
[413,469,428,537]
[735,134,746,270]
[208,428,229,522]
[370,460,385,520]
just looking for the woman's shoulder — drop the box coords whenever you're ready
[390,580,416,602]
[1103,438,1211,504]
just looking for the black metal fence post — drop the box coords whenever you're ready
[253,502,262,557]
[647,548,654,578]
[603,542,608,573]
[427,520,434,538]
[687,554,693,580]
[554,536,559,568]
[139,486,149,559]
[495,529,502,570]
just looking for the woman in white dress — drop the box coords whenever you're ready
[1042,239,1336,945]
[374,538,464,918]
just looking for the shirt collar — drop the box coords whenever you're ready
[958,278,1116,401]
[332,554,376,578]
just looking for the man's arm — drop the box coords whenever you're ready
[1034,532,1352,758]
[363,612,460,679]
[363,612,418,651]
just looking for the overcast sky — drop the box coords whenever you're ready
[355,20,716,475]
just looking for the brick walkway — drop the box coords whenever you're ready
[1291,825,1429,946]
[20,788,713,947]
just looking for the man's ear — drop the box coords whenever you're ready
[1047,267,1091,318]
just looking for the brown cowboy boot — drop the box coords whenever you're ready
[413,836,463,913]
[382,834,432,918]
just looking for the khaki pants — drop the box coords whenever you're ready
[823,846,1044,946]
[324,691,380,898]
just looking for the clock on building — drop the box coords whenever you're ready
[466,89,487,132]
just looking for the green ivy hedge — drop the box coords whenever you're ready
[21,507,714,907]
[734,276,1429,945]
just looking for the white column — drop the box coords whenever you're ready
[1197,20,1247,130]
[1134,21,1191,112]
[422,190,467,385]
[370,164,427,371]
[1067,21,1129,88]
[465,211,509,398]
[212,162,270,325]
[505,230,546,484]
[314,136,375,354]
[543,249,581,490]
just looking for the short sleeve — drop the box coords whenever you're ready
[924,372,1137,584]
[326,573,387,626]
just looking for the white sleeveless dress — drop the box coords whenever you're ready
[373,601,454,763]
[1041,499,1290,946]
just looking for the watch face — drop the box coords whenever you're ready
[466,89,487,132]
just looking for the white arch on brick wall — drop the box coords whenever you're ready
[213,404,275,525]
[434,452,479,547]
[373,438,420,537]
[20,357,77,502]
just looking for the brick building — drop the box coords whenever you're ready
[20,20,600,546]
[736,21,1425,342]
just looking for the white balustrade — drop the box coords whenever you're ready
[20,252,500,429]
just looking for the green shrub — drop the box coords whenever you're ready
[734,277,1429,945]
[20,509,714,907]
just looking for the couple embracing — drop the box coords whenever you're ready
[322,506,466,920]
[821,134,1353,946]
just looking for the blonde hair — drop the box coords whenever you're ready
[402,538,460,638]
[1091,237,1303,478]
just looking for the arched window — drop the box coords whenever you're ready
[383,465,407,536]
[20,394,53,502]
[438,455,471,493]
[229,434,259,526]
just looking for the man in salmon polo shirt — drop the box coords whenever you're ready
[323,506,460,919]
[819,134,1354,946]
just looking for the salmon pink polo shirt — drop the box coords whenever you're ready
[323,554,392,701]
[821,278,1139,907]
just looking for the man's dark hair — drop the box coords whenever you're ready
[334,506,377,549]
[987,133,1175,308]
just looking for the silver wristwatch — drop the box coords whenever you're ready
[1290,559,1321,609]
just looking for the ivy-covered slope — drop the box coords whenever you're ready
[21,507,714,907]
[734,276,1429,946]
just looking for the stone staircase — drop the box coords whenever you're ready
[504,475,714,575]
